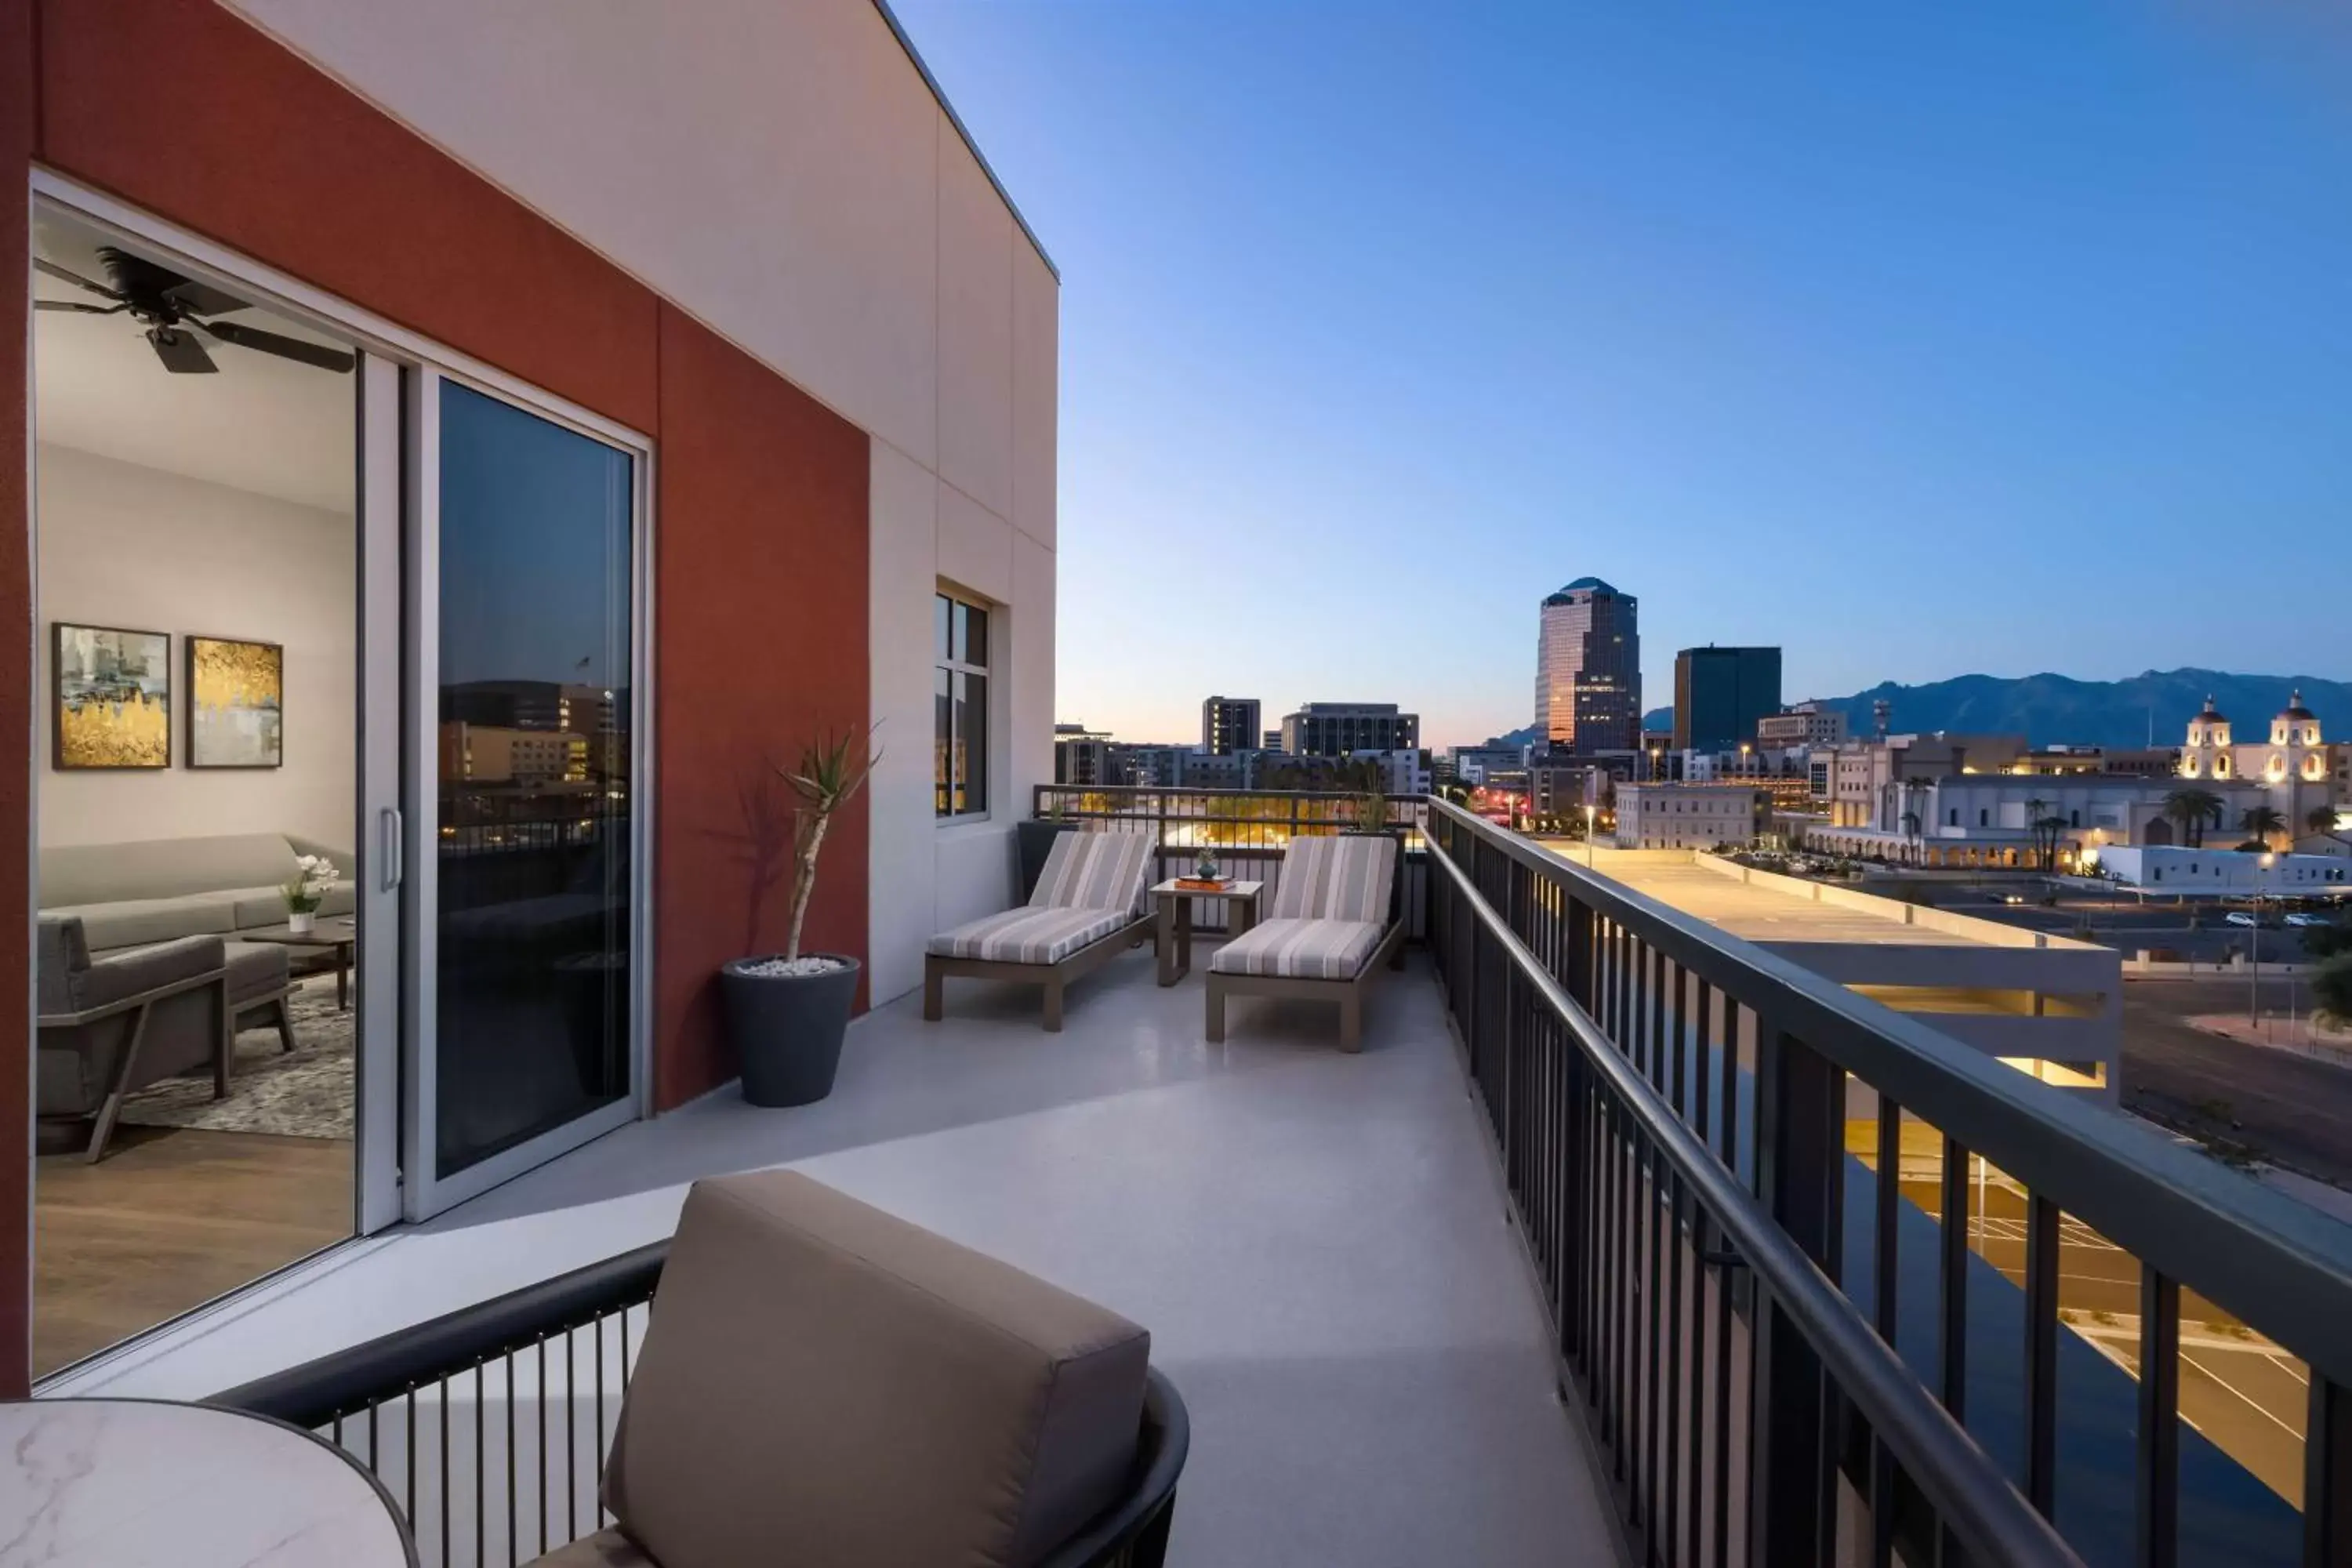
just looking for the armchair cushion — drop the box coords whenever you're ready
[604,1171,1151,1568]
[927,906,1130,965]
[1210,916,1384,979]
[38,919,224,1018]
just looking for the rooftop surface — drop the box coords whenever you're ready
[50,953,1613,1567]
[1550,847,2001,949]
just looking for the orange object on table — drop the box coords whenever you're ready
[1174,878,1229,891]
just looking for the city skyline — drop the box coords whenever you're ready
[897,1,2352,743]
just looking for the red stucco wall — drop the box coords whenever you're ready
[0,0,38,1399]
[3,0,873,1388]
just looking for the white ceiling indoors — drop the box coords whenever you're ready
[32,208,357,515]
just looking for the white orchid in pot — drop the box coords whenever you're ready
[720,726,880,1108]
[281,853,337,935]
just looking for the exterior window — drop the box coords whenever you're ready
[1947,808,1958,826]
[935,591,989,818]
[1979,808,1989,827]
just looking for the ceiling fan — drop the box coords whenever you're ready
[34,246,356,376]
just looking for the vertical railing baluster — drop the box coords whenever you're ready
[1663,1166,1683,1568]
[2024,1194,2060,1517]
[1876,1099,1901,1341]
[507,1350,518,1568]
[1940,1137,1970,1421]
[1751,1032,1838,1566]
[2304,1374,2349,1568]
[1645,1115,1664,1541]
[476,1358,486,1568]
[2136,1267,2178,1568]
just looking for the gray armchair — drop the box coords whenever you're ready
[37,915,231,1162]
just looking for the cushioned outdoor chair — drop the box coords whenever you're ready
[529,1171,1170,1568]
[1206,833,1403,1052]
[924,831,1156,1031]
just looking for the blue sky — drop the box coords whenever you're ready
[895,0,2352,747]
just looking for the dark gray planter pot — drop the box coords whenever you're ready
[1017,819,1075,901]
[720,954,861,1108]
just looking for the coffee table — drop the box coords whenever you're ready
[1150,878,1264,986]
[239,916,358,1011]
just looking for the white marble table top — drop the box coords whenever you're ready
[0,1399,414,1566]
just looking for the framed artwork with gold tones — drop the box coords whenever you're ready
[53,622,172,771]
[187,634,285,769]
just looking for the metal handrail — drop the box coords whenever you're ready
[1422,827,2085,1566]
[1428,797,2352,1390]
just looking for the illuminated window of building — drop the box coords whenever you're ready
[935,590,990,819]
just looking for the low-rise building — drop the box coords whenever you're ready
[2090,845,2352,897]
[1611,783,1761,851]
[1280,702,1421,757]
[1053,724,1113,787]
[1756,702,1849,748]
[1451,743,1530,784]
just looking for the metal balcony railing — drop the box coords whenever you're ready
[1423,797,2352,1568]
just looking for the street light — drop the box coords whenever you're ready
[1584,803,1597,867]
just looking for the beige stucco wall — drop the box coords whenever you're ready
[220,0,1060,1001]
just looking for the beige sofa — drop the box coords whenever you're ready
[40,831,357,950]
[37,833,355,1157]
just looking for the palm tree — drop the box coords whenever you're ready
[2304,804,2348,849]
[2239,804,2288,849]
[2165,787,2224,848]
[2033,815,2069,873]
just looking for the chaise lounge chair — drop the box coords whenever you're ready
[924,830,1156,1031]
[1206,833,1403,1052]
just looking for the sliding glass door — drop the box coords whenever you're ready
[402,371,644,1218]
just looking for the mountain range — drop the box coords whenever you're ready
[1482,669,2349,752]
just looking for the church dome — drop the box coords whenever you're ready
[2280,688,2316,722]
[2196,694,2227,724]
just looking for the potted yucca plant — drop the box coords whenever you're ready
[720,726,879,1107]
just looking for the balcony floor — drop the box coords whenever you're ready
[53,949,1617,1566]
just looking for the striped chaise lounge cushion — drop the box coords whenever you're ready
[927,906,1131,965]
[925,830,1154,965]
[1026,830,1155,915]
[1267,834,1396,923]
[1209,917,1383,980]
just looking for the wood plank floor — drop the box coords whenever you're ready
[34,1125,353,1378]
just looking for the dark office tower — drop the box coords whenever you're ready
[1671,647,1782,753]
[1201,695,1262,757]
[1534,579,1640,753]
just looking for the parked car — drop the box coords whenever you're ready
[2224,912,2257,928]
[2285,913,2332,928]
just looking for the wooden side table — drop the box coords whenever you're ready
[1151,878,1265,986]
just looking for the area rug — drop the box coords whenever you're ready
[118,984,354,1141]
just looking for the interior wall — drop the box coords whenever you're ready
[33,445,356,853]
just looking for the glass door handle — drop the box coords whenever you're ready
[381,808,403,891]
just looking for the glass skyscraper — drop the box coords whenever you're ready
[1672,646,1783,753]
[1534,579,1640,753]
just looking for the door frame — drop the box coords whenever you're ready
[29,170,659,1231]
[400,363,655,1219]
